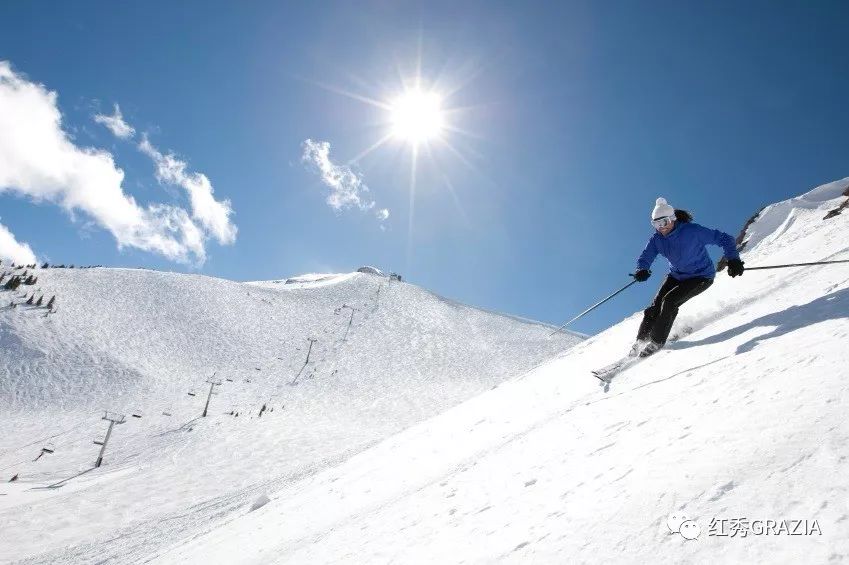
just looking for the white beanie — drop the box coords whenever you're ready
[651,197,675,220]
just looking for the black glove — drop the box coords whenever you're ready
[633,269,651,282]
[727,258,744,278]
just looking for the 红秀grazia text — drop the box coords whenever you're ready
[708,518,822,537]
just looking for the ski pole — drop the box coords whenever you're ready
[745,259,849,271]
[549,278,638,337]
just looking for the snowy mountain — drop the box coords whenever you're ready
[736,177,849,253]
[3,176,849,564]
[0,267,581,563]
[162,178,848,564]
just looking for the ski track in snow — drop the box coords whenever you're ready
[3,178,849,564]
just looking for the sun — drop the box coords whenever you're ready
[389,89,444,144]
[309,65,480,276]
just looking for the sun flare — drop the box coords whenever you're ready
[389,89,444,144]
[311,65,480,275]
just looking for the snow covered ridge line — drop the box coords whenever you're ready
[247,270,584,335]
[247,272,347,285]
[419,284,587,336]
[735,177,849,254]
[247,267,396,288]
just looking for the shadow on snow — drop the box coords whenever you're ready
[670,286,849,355]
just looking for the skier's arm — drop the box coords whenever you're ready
[636,236,659,271]
[696,225,740,260]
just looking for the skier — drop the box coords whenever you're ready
[631,198,744,357]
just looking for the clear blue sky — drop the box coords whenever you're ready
[1,1,848,335]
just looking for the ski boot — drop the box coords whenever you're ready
[628,340,648,357]
[639,340,663,358]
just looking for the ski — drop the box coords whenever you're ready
[592,355,641,383]
[592,326,694,386]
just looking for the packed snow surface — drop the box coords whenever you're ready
[0,266,580,563]
[3,178,849,564]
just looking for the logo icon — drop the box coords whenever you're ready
[679,520,701,540]
[668,513,701,540]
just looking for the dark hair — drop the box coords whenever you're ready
[674,209,693,223]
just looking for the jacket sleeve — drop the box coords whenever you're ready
[636,236,659,271]
[695,224,740,260]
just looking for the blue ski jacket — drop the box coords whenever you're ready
[637,222,740,280]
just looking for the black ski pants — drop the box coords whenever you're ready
[637,275,713,344]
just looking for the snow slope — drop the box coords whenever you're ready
[739,177,849,252]
[159,179,849,564]
[0,268,581,563]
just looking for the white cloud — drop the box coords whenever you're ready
[301,139,390,223]
[0,220,37,264]
[0,61,235,265]
[138,136,237,245]
[93,104,135,139]
[92,98,237,247]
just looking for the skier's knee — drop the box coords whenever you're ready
[659,301,679,316]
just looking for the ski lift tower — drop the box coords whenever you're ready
[94,411,126,468]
